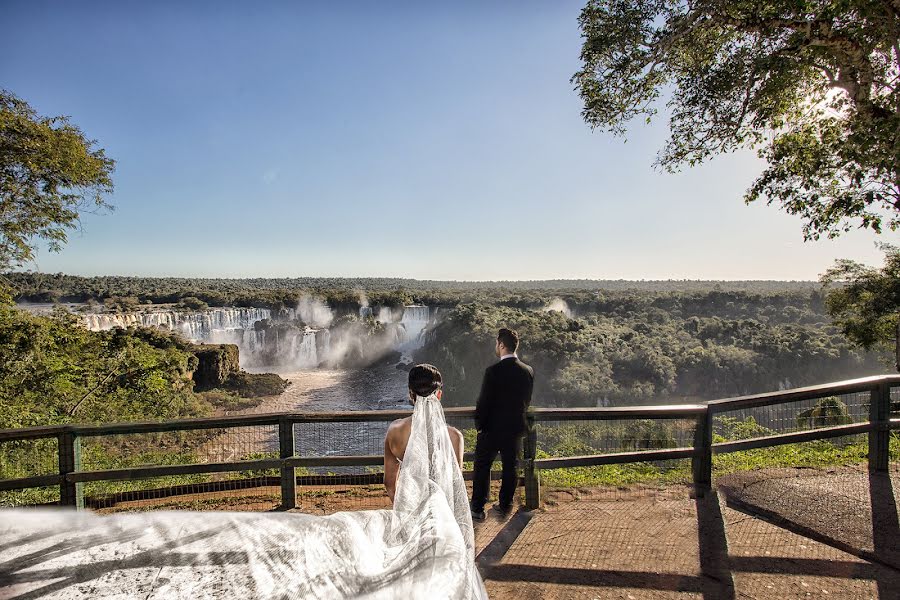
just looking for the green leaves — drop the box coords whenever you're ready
[0,306,203,429]
[575,0,900,239]
[821,244,900,356]
[0,90,115,270]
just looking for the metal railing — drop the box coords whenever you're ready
[1,374,898,511]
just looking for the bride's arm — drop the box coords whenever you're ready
[384,430,400,503]
[449,427,464,468]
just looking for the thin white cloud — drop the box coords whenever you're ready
[262,169,279,185]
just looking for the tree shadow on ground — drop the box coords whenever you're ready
[0,523,250,600]
[869,469,900,597]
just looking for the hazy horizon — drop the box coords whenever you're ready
[8,272,826,285]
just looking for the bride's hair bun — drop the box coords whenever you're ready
[408,363,442,398]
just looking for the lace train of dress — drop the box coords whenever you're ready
[0,396,488,599]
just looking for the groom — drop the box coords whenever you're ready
[470,328,534,520]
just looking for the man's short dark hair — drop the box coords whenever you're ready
[408,363,442,397]
[497,328,519,352]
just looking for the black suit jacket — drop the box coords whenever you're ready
[474,356,534,438]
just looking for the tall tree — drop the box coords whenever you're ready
[574,1,900,240]
[0,90,114,271]
[821,244,900,362]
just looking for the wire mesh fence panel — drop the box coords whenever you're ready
[293,472,390,515]
[76,425,279,511]
[86,474,281,513]
[80,425,279,472]
[893,429,900,464]
[534,417,697,507]
[0,485,59,507]
[0,437,58,479]
[0,437,60,507]
[288,415,478,513]
[536,418,697,457]
[712,390,870,441]
[713,435,871,488]
[891,384,900,418]
[293,420,391,461]
[291,419,390,513]
[539,459,695,508]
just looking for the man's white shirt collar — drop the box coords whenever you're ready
[500,353,517,361]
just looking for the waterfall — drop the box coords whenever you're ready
[399,305,431,350]
[81,307,271,367]
[81,307,271,341]
[297,331,319,368]
[43,301,434,369]
[376,306,395,323]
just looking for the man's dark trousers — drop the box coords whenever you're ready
[471,431,521,513]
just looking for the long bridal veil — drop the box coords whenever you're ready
[0,394,488,599]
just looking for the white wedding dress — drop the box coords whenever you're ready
[0,395,488,599]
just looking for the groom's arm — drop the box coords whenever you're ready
[474,367,494,431]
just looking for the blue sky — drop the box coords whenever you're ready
[1,1,891,280]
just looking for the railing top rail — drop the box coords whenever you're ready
[0,404,708,441]
[0,408,476,440]
[0,374,896,442]
[705,374,900,412]
[531,404,706,420]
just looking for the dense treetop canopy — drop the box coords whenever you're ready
[822,243,900,353]
[574,0,900,240]
[0,90,114,271]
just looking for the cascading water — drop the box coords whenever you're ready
[399,305,431,351]
[36,301,434,370]
[81,307,272,367]
[82,307,272,341]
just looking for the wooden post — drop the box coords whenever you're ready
[895,319,900,373]
[692,409,713,495]
[279,418,296,510]
[869,383,890,473]
[523,413,540,510]
[58,431,83,509]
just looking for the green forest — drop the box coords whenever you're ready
[0,304,287,431]
[1,272,889,430]
[415,290,885,407]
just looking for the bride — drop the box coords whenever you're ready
[0,365,488,599]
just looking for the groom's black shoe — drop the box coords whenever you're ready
[490,504,513,519]
[471,509,486,521]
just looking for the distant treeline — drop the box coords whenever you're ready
[6,272,821,312]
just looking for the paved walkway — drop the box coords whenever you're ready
[474,481,900,599]
[717,464,900,570]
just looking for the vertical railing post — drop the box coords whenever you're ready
[869,383,890,473]
[692,408,713,496]
[58,430,83,509]
[279,417,296,510]
[523,413,540,510]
